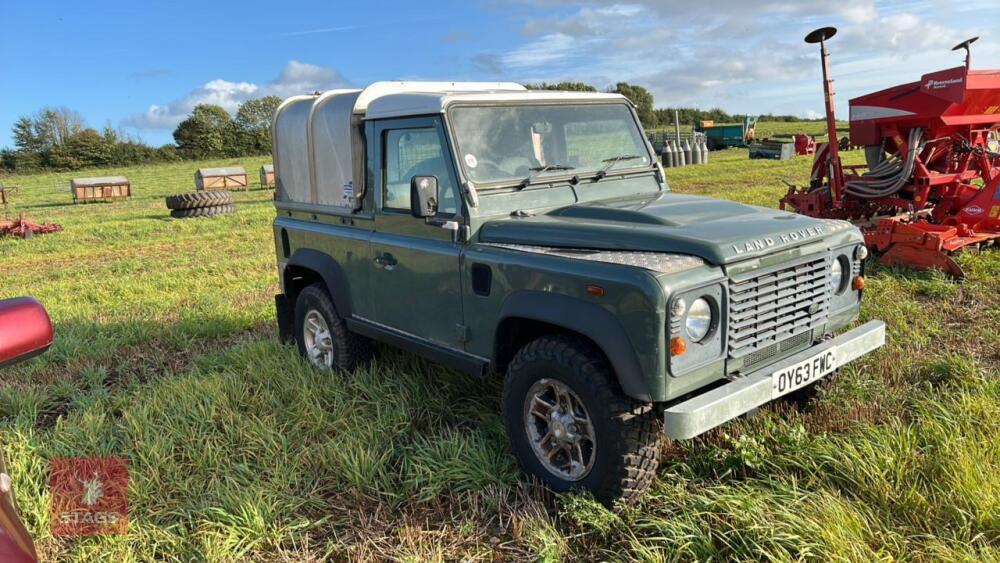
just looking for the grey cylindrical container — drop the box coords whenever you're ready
[691,139,703,165]
[701,139,709,164]
[662,141,673,168]
[675,141,685,166]
[683,139,693,167]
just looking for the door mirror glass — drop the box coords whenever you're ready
[410,176,439,218]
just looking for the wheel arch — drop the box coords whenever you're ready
[495,291,652,402]
[283,248,353,317]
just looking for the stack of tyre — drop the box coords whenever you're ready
[165,191,235,218]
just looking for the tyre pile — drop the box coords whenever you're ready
[165,191,235,219]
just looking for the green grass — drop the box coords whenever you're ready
[650,120,849,142]
[1,139,998,561]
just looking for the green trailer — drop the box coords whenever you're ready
[697,115,757,149]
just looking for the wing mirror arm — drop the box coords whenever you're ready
[410,176,467,242]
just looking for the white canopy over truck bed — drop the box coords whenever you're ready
[271,82,545,211]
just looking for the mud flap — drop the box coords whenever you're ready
[275,294,295,344]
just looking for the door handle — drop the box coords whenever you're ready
[374,252,398,269]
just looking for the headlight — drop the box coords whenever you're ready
[830,257,844,293]
[685,298,713,342]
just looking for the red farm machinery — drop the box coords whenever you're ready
[780,27,1000,278]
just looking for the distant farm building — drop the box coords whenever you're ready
[71,176,132,203]
[195,167,248,191]
[260,164,275,188]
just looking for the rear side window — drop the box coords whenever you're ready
[382,128,459,215]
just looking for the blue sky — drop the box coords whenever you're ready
[2,0,996,148]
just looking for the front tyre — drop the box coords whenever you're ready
[503,335,662,505]
[294,284,370,372]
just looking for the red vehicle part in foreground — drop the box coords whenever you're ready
[780,28,1000,278]
[794,134,816,156]
[0,297,51,563]
[0,298,53,368]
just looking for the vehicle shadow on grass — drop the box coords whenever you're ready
[0,316,276,427]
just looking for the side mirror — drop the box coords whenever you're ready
[410,176,439,218]
[0,298,53,369]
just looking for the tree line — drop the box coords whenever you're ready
[3,84,821,173]
[527,81,819,129]
[1,96,281,173]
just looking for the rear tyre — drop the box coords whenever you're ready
[502,334,661,506]
[294,284,371,372]
[169,204,236,218]
[165,191,233,210]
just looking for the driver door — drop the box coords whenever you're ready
[369,117,466,349]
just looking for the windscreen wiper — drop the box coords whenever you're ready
[519,164,575,189]
[594,154,642,180]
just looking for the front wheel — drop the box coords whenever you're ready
[502,335,662,505]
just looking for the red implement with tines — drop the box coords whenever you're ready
[0,216,63,239]
[780,29,1000,278]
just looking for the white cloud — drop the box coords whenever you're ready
[501,33,581,68]
[124,60,349,130]
[263,60,349,98]
[475,0,987,116]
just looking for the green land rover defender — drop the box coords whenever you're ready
[270,82,885,504]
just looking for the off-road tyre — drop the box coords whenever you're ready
[165,191,234,210]
[503,334,661,506]
[169,204,236,219]
[293,284,372,372]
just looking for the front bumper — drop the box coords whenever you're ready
[663,320,885,439]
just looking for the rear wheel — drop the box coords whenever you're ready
[502,334,661,505]
[294,284,371,371]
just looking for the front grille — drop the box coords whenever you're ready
[742,330,812,371]
[728,255,830,360]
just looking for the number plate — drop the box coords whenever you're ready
[771,347,837,398]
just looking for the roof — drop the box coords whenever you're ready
[261,164,273,172]
[364,89,629,120]
[196,167,246,176]
[352,81,525,115]
[70,176,128,187]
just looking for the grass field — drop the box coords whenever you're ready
[1,141,998,561]
[649,119,850,142]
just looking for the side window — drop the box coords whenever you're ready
[382,127,459,215]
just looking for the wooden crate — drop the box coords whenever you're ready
[195,167,248,191]
[70,176,132,203]
[260,164,275,189]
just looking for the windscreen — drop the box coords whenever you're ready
[449,103,651,186]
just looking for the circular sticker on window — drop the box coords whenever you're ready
[464,154,478,168]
